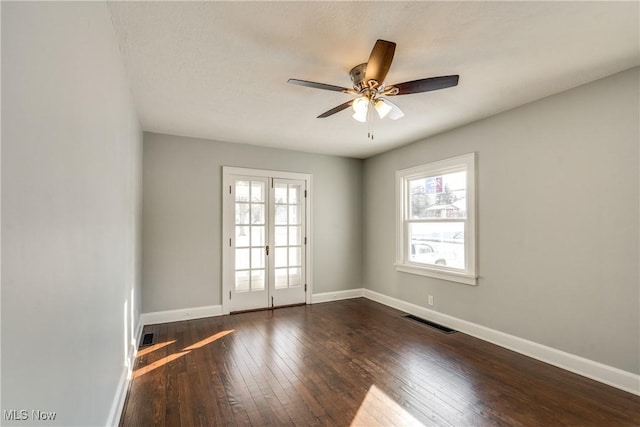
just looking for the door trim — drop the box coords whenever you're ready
[222,167,313,315]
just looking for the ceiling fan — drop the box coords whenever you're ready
[288,39,459,139]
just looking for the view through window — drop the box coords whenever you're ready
[408,170,466,269]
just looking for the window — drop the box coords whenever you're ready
[395,153,477,285]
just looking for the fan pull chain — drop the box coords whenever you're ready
[367,100,374,140]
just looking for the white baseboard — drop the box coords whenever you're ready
[141,304,223,326]
[106,366,130,427]
[363,289,640,396]
[142,291,367,324]
[127,290,639,397]
[106,320,143,426]
[312,288,364,304]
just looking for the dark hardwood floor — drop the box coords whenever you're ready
[120,298,640,426]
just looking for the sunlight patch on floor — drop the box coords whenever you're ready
[132,330,235,379]
[132,351,191,379]
[350,385,425,427]
[183,329,235,350]
[136,340,176,358]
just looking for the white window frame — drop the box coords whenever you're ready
[395,153,477,285]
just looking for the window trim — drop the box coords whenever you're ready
[395,153,477,286]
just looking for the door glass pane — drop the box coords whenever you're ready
[289,247,301,266]
[236,203,250,224]
[275,268,287,289]
[235,271,250,292]
[251,204,264,224]
[251,248,264,269]
[275,248,287,268]
[236,226,249,247]
[236,181,250,202]
[408,222,465,269]
[289,268,301,286]
[288,206,299,224]
[251,182,265,202]
[288,226,300,246]
[251,270,265,291]
[235,248,249,270]
[289,186,299,204]
[275,205,287,225]
[251,226,264,246]
[275,226,287,246]
[274,184,287,203]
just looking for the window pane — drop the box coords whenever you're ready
[409,171,466,219]
[408,222,465,269]
[409,178,428,219]
[235,181,250,202]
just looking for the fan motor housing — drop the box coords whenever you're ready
[349,63,368,92]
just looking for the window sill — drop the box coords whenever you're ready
[394,263,477,286]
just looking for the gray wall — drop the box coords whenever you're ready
[2,2,142,426]
[142,133,362,313]
[363,67,639,374]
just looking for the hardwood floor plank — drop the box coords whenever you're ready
[121,299,640,426]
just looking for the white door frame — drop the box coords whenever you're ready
[222,166,313,315]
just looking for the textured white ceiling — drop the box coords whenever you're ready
[108,1,639,159]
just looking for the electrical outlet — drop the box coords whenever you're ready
[428,295,434,306]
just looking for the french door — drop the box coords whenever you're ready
[222,167,310,313]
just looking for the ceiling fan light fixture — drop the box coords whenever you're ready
[352,109,368,123]
[352,97,369,122]
[387,108,405,121]
[374,98,392,119]
[352,96,368,113]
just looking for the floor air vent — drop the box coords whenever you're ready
[140,333,154,348]
[405,314,457,334]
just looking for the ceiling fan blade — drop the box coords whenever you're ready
[388,75,459,95]
[381,98,405,120]
[364,39,396,88]
[288,79,351,93]
[317,100,354,118]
